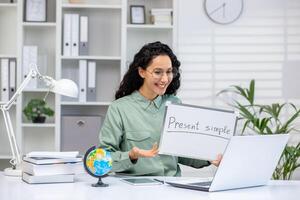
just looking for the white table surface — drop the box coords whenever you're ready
[1,172,300,200]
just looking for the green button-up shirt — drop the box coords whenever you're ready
[99,91,210,176]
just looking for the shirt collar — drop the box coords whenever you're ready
[132,91,162,110]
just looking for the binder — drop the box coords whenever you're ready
[61,66,78,102]
[79,16,88,55]
[1,59,10,102]
[87,61,96,101]
[79,60,87,102]
[63,14,72,56]
[37,54,48,88]
[9,59,16,99]
[71,14,79,56]
[23,46,38,89]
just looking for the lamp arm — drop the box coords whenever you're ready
[1,109,21,167]
[0,65,41,169]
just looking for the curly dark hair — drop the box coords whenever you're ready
[115,41,181,99]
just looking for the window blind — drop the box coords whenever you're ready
[177,0,300,108]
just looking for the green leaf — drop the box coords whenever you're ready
[279,109,300,133]
[241,120,250,134]
[248,79,255,105]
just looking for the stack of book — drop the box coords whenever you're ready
[150,9,173,25]
[22,151,84,184]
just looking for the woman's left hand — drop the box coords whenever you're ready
[210,154,223,167]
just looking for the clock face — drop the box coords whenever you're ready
[204,0,243,24]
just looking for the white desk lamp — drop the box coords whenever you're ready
[0,64,78,176]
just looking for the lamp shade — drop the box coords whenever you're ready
[50,79,78,98]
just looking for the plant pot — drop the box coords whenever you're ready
[32,116,46,123]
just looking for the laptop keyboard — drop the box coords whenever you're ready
[190,181,212,186]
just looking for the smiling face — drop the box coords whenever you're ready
[138,55,174,100]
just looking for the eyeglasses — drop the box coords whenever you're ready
[146,68,178,80]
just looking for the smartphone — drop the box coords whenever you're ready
[121,178,163,186]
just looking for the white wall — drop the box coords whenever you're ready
[177,0,300,179]
[177,0,300,106]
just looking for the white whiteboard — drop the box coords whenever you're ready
[159,103,237,161]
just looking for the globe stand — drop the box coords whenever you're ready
[84,146,112,188]
[92,177,108,187]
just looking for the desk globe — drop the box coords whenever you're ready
[83,146,112,187]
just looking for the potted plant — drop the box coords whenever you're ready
[218,79,300,180]
[23,99,54,123]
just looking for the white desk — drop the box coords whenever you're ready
[1,172,300,200]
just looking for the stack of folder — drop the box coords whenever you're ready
[63,14,88,56]
[22,151,84,184]
[0,58,16,102]
[62,60,96,102]
[150,9,173,25]
[22,45,38,89]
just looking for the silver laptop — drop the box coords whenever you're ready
[166,134,289,192]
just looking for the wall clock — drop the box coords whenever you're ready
[204,0,243,25]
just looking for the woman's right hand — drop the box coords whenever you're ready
[129,143,159,160]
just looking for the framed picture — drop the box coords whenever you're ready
[25,0,47,22]
[130,5,145,24]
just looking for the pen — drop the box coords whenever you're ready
[153,178,164,184]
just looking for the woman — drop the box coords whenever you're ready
[99,41,221,176]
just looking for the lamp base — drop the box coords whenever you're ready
[4,167,22,177]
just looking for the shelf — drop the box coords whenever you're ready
[0,155,11,159]
[61,101,111,106]
[61,55,121,60]
[127,24,173,29]
[62,4,122,9]
[0,3,17,8]
[22,22,56,27]
[0,54,16,58]
[21,123,56,128]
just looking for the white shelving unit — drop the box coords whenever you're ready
[61,4,122,9]
[57,0,123,153]
[125,0,177,64]
[21,123,56,128]
[19,0,57,154]
[22,22,57,27]
[60,55,121,60]
[0,0,176,159]
[0,0,18,159]
[126,24,173,29]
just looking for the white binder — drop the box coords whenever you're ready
[61,66,79,102]
[79,60,87,102]
[23,46,38,89]
[71,14,79,56]
[9,59,16,99]
[87,61,96,101]
[79,16,88,55]
[1,59,10,102]
[63,14,72,56]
